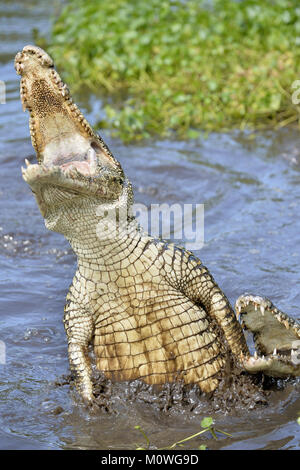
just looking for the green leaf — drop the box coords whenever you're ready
[201,417,214,429]
[44,0,300,141]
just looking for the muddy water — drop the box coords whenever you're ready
[0,0,299,450]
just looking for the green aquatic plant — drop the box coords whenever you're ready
[134,416,232,450]
[42,0,300,140]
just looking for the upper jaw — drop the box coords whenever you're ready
[15,44,123,180]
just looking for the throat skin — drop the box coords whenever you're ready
[69,208,148,269]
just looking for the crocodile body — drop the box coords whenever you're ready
[15,45,300,405]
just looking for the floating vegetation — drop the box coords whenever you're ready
[41,0,300,140]
[134,416,232,450]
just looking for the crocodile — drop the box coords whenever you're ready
[15,45,300,406]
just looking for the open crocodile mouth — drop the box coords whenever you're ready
[235,294,300,377]
[21,156,118,202]
[15,45,123,205]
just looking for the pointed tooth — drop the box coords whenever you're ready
[283,320,290,329]
[260,305,265,316]
[87,148,97,173]
[254,303,257,311]
[21,167,27,181]
[273,348,277,356]
[60,84,69,97]
[254,351,258,359]
[87,147,97,163]
[25,158,30,167]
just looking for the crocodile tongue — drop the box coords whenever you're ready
[56,147,98,176]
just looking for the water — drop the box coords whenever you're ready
[0,0,299,450]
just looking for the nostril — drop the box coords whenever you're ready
[91,141,99,150]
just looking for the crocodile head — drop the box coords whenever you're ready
[15,45,130,239]
[235,294,300,377]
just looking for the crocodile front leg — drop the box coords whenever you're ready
[163,248,249,358]
[183,263,249,357]
[64,303,94,404]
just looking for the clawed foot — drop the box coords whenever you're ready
[82,393,112,414]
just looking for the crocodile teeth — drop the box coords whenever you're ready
[87,147,97,173]
[273,348,277,356]
[254,303,257,311]
[25,158,30,167]
[21,167,27,180]
[254,351,258,359]
[282,319,290,330]
[260,305,265,316]
[60,84,69,97]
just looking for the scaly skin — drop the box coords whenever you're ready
[15,45,300,405]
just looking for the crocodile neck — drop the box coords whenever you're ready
[67,200,151,272]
